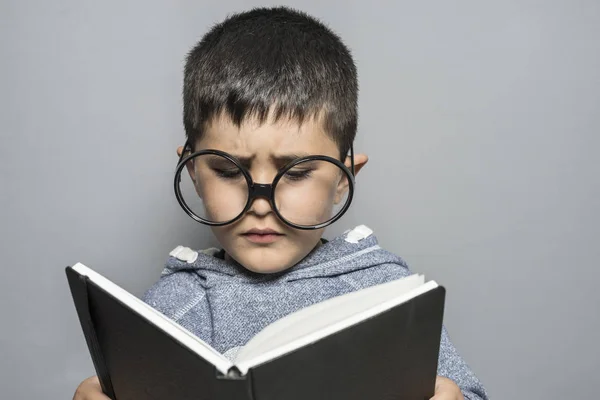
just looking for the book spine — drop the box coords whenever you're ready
[66,267,116,399]
[214,367,255,400]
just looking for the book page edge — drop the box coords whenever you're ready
[235,274,425,363]
[235,280,439,375]
[71,262,233,375]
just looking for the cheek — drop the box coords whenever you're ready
[274,174,340,225]
[200,187,242,219]
[194,176,248,221]
[210,225,236,248]
[334,175,350,204]
[282,228,326,268]
[300,186,336,219]
[294,228,325,249]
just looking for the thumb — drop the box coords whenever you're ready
[429,376,464,400]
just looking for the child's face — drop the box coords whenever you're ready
[181,113,365,274]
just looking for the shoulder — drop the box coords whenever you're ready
[340,242,415,290]
[342,256,413,290]
[342,225,414,274]
[141,246,211,314]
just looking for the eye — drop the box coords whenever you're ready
[212,168,243,180]
[283,168,314,181]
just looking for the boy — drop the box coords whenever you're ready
[74,6,488,400]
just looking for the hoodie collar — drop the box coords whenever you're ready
[163,225,405,283]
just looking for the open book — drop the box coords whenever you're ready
[66,262,445,400]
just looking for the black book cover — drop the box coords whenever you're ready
[66,266,445,400]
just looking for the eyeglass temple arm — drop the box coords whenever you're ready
[178,140,191,164]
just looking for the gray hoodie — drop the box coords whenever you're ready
[142,226,488,399]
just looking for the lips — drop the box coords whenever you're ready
[244,228,281,235]
[241,228,284,244]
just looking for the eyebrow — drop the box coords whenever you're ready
[271,153,311,165]
[230,153,311,167]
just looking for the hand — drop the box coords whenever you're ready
[430,376,464,400]
[73,376,110,400]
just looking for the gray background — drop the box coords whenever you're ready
[1,1,598,399]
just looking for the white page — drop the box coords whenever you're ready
[71,263,233,375]
[234,274,424,364]
[235,275,437,374]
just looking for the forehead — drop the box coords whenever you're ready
[196,113,339,158]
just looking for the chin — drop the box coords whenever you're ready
[245,263,292,274]
[234,248,300,274]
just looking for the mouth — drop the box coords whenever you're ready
[241,228,284,244]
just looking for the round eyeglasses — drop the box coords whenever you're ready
[173,143,355,230]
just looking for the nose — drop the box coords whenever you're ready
[248,197,273,216]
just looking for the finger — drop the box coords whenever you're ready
[429,394,454,400]
[73,376,111,400]
[432,376,463,400]
[435,376,457,391]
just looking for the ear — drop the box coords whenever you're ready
[177,146,196,183]
[334,153,369,204]
[344,153,369,175]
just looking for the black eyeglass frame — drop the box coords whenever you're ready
[173,141,356,230]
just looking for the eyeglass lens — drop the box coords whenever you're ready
[177,153,351,227]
